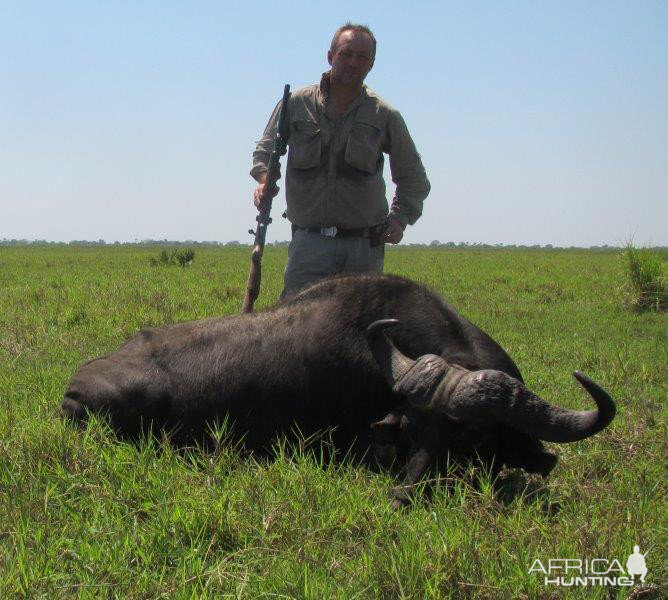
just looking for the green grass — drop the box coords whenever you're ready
[622,244,667,312]
[0,245,666,598]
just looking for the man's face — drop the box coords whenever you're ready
[328,30,374,88]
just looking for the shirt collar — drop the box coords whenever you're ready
[319,71,332,98]
[319,71,369,115]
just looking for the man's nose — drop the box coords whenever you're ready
[346,55,361,68]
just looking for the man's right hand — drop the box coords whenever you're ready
[253,183,266,209]
[253,173,275,210]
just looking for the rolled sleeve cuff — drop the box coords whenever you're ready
[389,210,410,229]
[250,164,268,182]
[250,151,270,182]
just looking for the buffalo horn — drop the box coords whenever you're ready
[448,370,616,443]
[366,319,416,385]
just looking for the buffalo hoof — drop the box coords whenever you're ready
[389,485,412,510]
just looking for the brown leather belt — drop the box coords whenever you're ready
[292,224,372,238]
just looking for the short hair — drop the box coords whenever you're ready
[330,23,376,59]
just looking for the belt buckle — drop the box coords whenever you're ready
[321,226,337,237]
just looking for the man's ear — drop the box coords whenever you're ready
[327,50,333,66]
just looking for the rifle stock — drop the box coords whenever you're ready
[242,84,291,313]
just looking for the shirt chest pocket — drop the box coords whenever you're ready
[289,119,321,169]
[345,120,382,174]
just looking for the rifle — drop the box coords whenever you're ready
[242,84,291,313]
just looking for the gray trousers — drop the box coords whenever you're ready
[281,228,384,299]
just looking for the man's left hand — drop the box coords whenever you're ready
[381,216,404,244]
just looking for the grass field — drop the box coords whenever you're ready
[0,245,665,599]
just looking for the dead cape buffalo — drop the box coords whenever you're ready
[62,273,615,505]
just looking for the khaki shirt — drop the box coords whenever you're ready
[251,73,431,229]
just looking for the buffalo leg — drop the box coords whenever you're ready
[390,445,436,509]
[390,412,441,509]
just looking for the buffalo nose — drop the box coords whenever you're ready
[61,395,87,421]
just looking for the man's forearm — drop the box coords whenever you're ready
[250,154,270,182]
[250,98,284,182]
[390,177,430,227]
[387,111,431,226]
[388,206,409,229]
[250,166,268,184]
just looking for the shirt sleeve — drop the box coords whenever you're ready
[386,110,431,227]
[250,99,283,182]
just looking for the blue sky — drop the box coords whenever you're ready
[1,1,666,245]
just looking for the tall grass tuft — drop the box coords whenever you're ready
[175,248,195,267]
[622,243,667,311]
[149,248,195,267]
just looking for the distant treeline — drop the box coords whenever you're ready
[1,238,666,251]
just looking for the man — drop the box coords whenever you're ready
[251,23,430,298]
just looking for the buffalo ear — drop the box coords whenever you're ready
[371,413,405,470]
[370,413,402,443]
